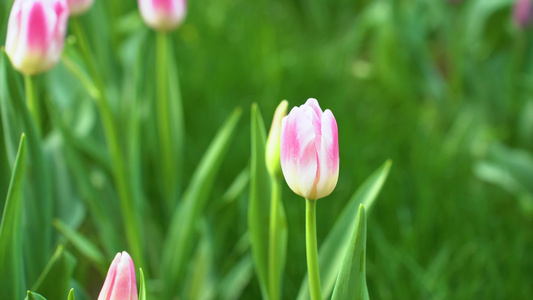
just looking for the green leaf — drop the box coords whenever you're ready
[52,219,106,270]
[297,160,391,300]
[218,254,254,300]
[0,134,27,300]
[0,49,24,165]
[32,245,76,300]
[331,205,368,300]
[67,289,75,300]
[248,103,271,299]
[25,291,48,300]
[182,220,215,300]
[161,108,242,297]
[1,49,53,283]
[138,268,146,300]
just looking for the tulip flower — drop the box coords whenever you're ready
[67,0,94,16]
[5,0,69,75]
[138,0,187,32]
[98,251,138,300]
[514,0,533,28]
[266,100,288,179]
[280,98,339,200]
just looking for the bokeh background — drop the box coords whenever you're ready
[2,0,533,299]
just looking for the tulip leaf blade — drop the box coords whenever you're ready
[52,218,106,270]
[32,245,76,300]
[297,160,391,300]
[25,291,48,300]
[138,268,146,300]
[0,48,53,284]
[248,103,271,299]
[0,134,27,300]
[331,205,368,300]
[161,108,242,297]
[67,288,75,300]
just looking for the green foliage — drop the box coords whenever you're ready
[0,134,27,300]
[32,245,76,300]
[249,104,271,299]
[331,205,368,300]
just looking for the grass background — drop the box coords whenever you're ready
[2,0,533,299]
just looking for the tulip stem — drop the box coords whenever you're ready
[156,32,176,212]
[269,179,282,300]
[24,75,40,135]
[70,18,145,268]
[306,198,322,300]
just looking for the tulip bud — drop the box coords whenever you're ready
[138,0,187,32]
[67,0,94,16]
[98,252,138,300]
[266,100,288,179]
[514,0,533,29]
[280,98,339,200]
[5,0,69,75]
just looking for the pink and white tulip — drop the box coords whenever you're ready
[5,0,69,75]
[66,0,94,16]
[98,251,138,300]
[138,0,187,32]
[514,0,533,29]
[280,98,339,200]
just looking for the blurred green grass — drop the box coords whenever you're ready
[2,0,533,298]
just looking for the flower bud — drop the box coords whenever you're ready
[266,100,288,179]
[514,0,533,29]
[67,0,94,16]
[138,0,187,32]
[5,0,69,75]
[98,252,138,300]
[280,98,339,200]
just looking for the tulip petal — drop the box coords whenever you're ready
[281,106,318,199]
[98,253,121,300]
[316,109,339,199]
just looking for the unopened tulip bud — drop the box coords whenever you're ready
[98,252,138,300]
[514,0,533,29]
[5,0,69,75]
[138,0,187,32]
[280,98,339,200]
[67,0,94,16]
[266,100,288,179]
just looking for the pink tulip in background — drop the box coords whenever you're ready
[280,98,339,200]
[5,0,69,75]
[138,0,187,32]
[514,0,533,28]
[67,0,94,16]
[98,251,138,300]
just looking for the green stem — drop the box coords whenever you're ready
[306,199,322,300]
[156,32,176,211]
[70,18,144,267]
[24,75,40,136]
[269,179,282,300]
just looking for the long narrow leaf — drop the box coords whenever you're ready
[331,205,368,300]
[0,134,27,300]
[297,160,391,300]
[161,108,242,297]
[248,103,271,299]
[32,245,76,300]
[25,291,48,300]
